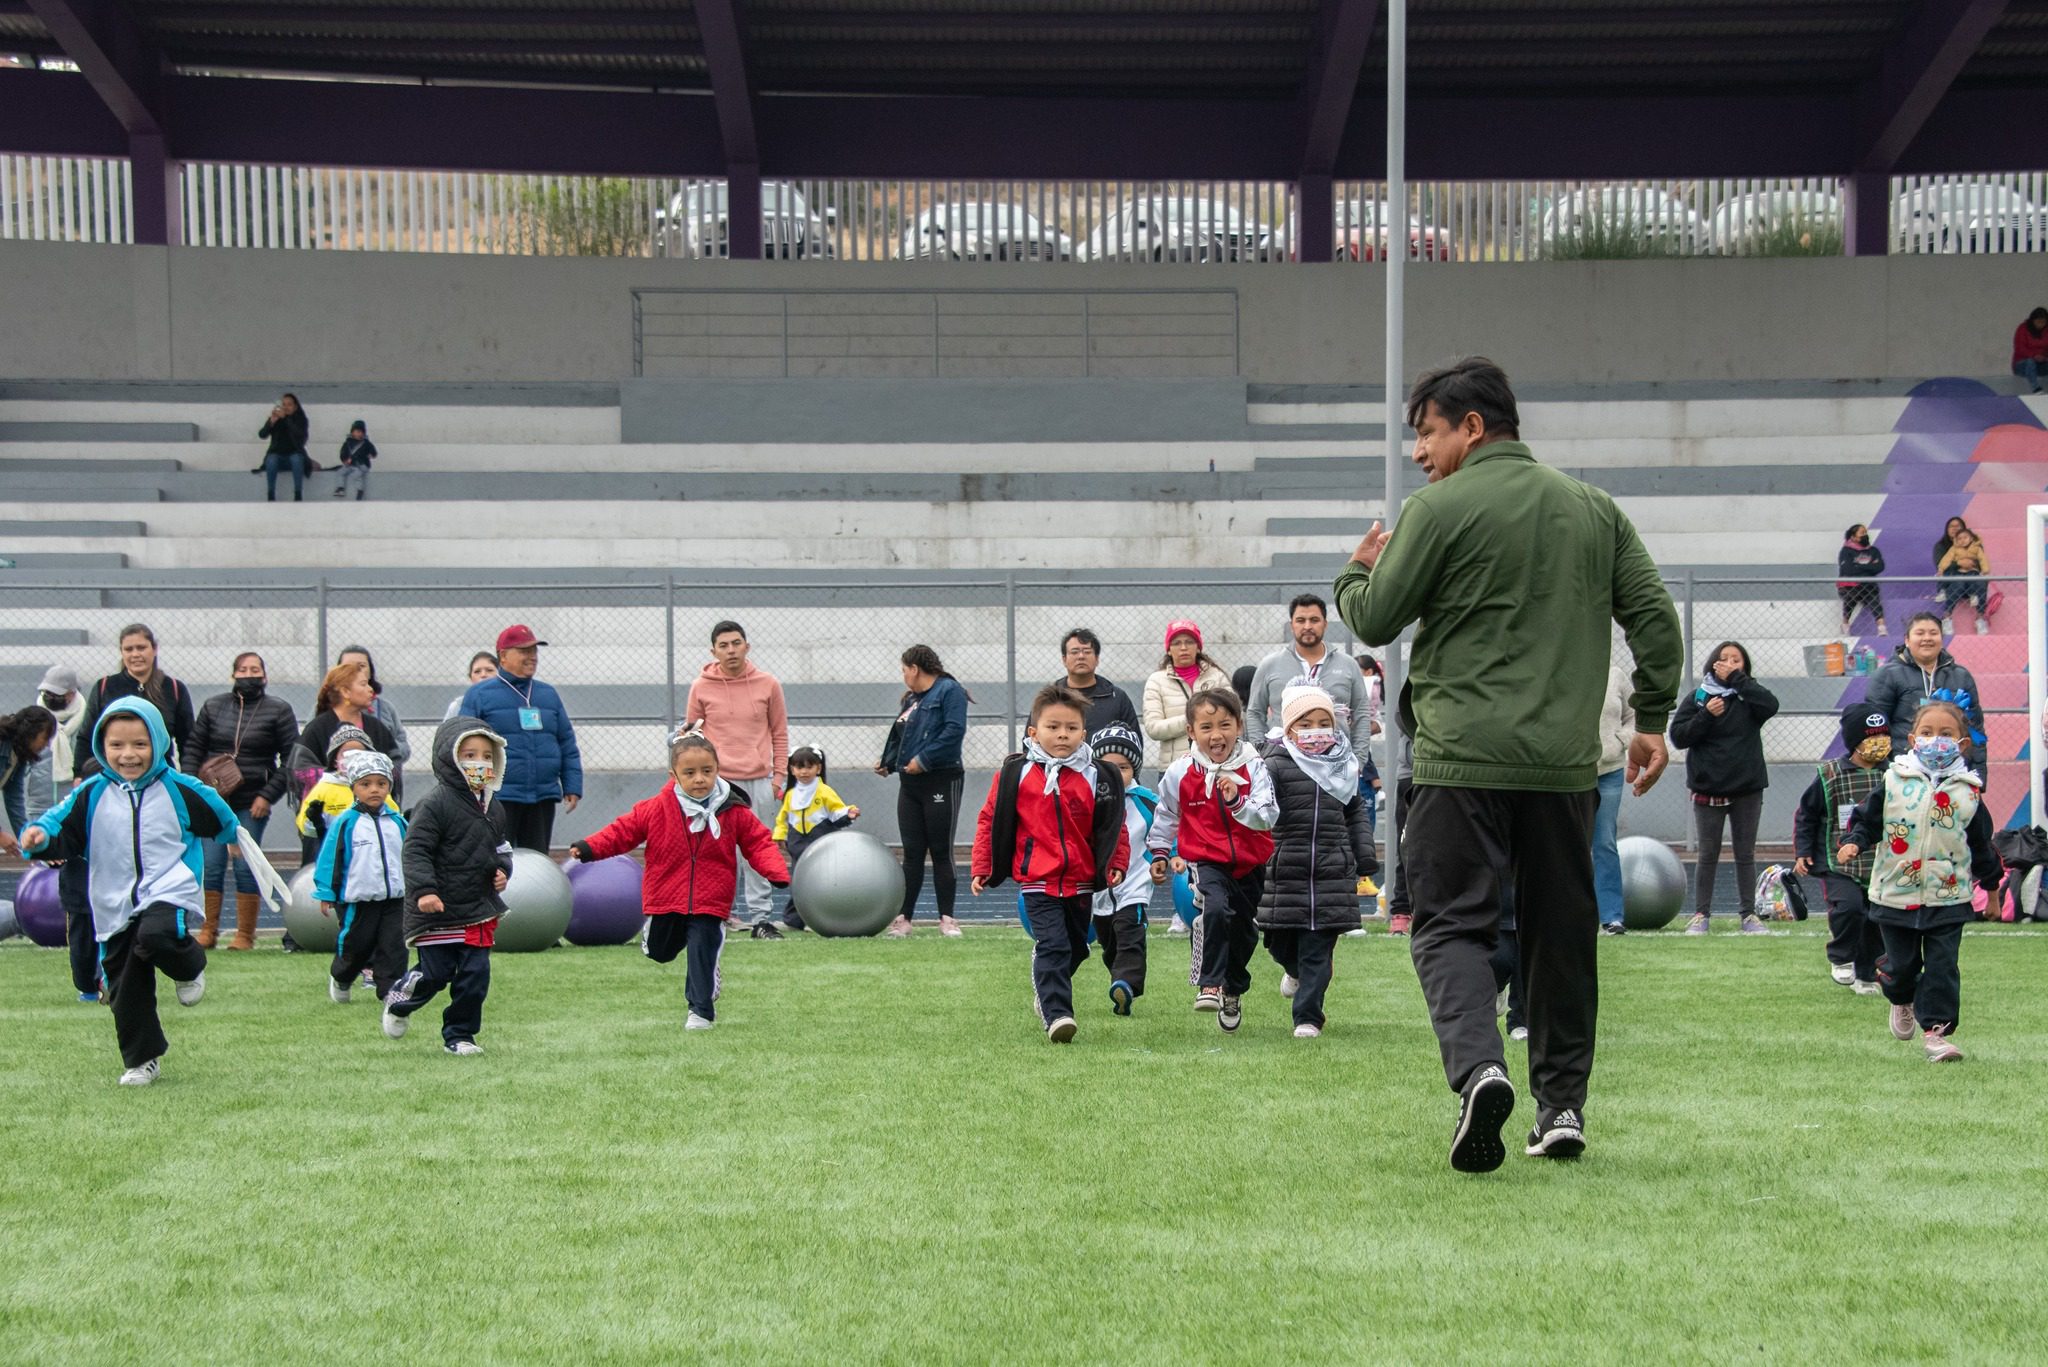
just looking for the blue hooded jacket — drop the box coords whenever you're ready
[28,696,239,941]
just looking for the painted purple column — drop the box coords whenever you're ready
[1843,170,1888,257]
[128,130,179,246]
[726,163,762,259]
[1297,174,1333,262]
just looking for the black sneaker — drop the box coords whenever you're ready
[1450,1064,1517,1173]
[1600,922,1626,937]
[750,921,784,940]
[1525,1106,1586,1159]
[1218,994,1242,1032]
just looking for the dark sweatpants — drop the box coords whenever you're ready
[102,903,207,1069]
[331,897,407,999]
[1094,901,1147,996]
[1386,776,1415,918]
[59,858,101,995]
[1491,925,1527,1034]
[1405,785,1599,1112]
[1877,919,1964,1033]
[1023,892,1092,1025]
[1192,863,1265,995]
[1265,927,1340,1028]
[386,942,491,1045]
[643,912,726,1021]
[1819,871,1882,983]
[498,800,558,854]
[781,826,830,928]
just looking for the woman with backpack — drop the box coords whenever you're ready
[183,653,301,949]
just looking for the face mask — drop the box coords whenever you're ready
[1912,736,1962,771]
[458,758,494,791]
[1292,728,1340,755]
[1853,735,1891,765]
[233,678,266,700]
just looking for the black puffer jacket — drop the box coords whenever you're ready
[1670,672,1780,797]
[182,689,300,812]
[401,715,514,943]
[1255,744,1378,933]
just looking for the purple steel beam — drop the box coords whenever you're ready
[693,0,760,257]
[151,4,696,27]
[1842,168,1889,257]
[1295,0,1381,264]
[24,0,159,133]
[1857,0,2011,171]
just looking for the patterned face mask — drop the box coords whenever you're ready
[458,758,495,791]
[1912,736,1962,771]
[1292,728,1340,755]
[1853,735,1891,765]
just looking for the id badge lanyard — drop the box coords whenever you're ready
[501,675,544,731]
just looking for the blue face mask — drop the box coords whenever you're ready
[1913,736,1962,771]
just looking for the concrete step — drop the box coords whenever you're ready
[0,421,195,442]
[0,519,150,538]
[0,457,182,474]
[0,551,129,568]
[0,627,89,645]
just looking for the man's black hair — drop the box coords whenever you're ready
[1288,594,1327,619]
[1406,356,1521,439]
[1061,627,1102,655]
[710,620,746,645]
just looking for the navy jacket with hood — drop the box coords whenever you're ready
[401,716,515,944]
[1865,644,1987,763]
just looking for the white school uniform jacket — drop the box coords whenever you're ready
[1094,790,1159,917]
[315,804,409,905]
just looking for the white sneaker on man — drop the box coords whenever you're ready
[119,1058,160,1086]
[175,971,205,1007]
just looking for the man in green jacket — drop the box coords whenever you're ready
[1334,357,1682,1173]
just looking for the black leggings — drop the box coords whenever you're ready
[897,769,963,920]
[1693,792,1763,917]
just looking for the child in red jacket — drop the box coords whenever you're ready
[1148,687,1277,1033]
[570,729,788,1031]
[971,685,1131,1044]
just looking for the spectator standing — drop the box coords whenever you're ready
[183,653,301,950]
[684,620,790,927]
[0,705,56,856]
[1670,641,1779,934]
[1055,628,1139,735]
[22,665,83,821]
[445,652,499,720]
[73,624,195,781]
[1865,612,1987,779]
[1247,594,1374,755]
[294,661,400,800]
[1593,660,1635,935]
[257,392,310,503]
[333,420,378,501]
[1837,524,1887,638]
[336,645,411,794]
[2014,306,2048,393]
[878,644,970,938]
[1140,619,1229,771]
[458,625,582,852]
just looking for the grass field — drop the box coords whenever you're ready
[3,923,2046,1364]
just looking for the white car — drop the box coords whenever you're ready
[1893,183,2048,253]
[898,203,1071,261]
[1538,187,1707,255]
[656,182,835,259]
[1079,197,1273,262]
[1706,190,1842,254]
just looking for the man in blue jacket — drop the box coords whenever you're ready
[458,625,582,851]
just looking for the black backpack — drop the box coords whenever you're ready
[981,752,1126,892]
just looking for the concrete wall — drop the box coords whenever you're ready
[1,240,2040,387]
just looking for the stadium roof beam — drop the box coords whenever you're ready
[1295,0,1382,264]
[695,0,763,258]
[23,0,178,244]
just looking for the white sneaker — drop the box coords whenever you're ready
[1046,1015,1077,1043]
[328,977,351,1004]
[1279,973,1298,998]
[1830,963,1855,986]
[1344,927,1371,938]
[886,916,913,938]
[381,1009,409,1039]
[174,971,205,1007]
[939,915,963,938]
[1496,985,1510,1018]
[1852,979,1882,996]
[685,1013,715,1030]
[445,1040,484,1055]
[1293,1023,1320,1038]
[1509,1026,1529,1042]
[1166,915,1189,937]
[119,1058,160,1086]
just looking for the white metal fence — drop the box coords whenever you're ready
[5,157,2047,260]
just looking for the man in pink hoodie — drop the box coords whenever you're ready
[685,620,790,928]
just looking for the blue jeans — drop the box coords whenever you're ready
[2018,358,2045,392]
[1593,768,1624,926]
[202,811,268,894]
[264,450,307,500]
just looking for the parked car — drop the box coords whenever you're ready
[1892,183,2048,253]
[656,181,836,258]
[898,202,1071,261]
[1079,197,1274,262]
[1538,186,1707,255]
[1332,199,1450,261]
[1705,190,1842,254]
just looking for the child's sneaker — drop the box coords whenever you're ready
[1344,927,1371,938]
[1293,1023,1320,1038]
[886,916,913,938]
[1387,913,1412,936]
[1923,1029,1962,1063]
[1166,915,1190,937]
[174,971,205,1007]
[749,920,784,940]
[118,1058,160,1087]
[685,1013,715,1030]
[1495,985,1509,1018]
[1218,994,1242,1032]
[1450,1064,1516,1173]
[1829,963,1855,986]
[77,991,99,1004]
[1684,913,1710,934]
[382,1008,409,1039]
[1738,914,1770,935]
[1356,875,1378,897]
[445,1040,484,1055]
[1194,987,1222,1012]
[1888,1002,1917,1040]
[939,915,963,938]
[1109,980,1133,1016]
[1046,1015,1077,1043]
[1509,1026,1528,1042]
[1852,979,1881,996]
[1279,973,1298,998]
[329,976,351,1004]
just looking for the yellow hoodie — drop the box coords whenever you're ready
[773,780,853,840]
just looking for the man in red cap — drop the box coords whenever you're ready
[456,625,583,851]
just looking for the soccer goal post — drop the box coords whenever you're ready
[2031,504,2047,830]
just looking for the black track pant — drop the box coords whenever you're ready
[1693,792,1763,918]
[1491,925,1526,1034]
[643,912,726,1021]
[102,903,207,1069]
[1094,901,1147,996]
[60,858,101,995]
[331,897,407,999]
[1386,776,1416,918]
[1265,927,1340,1028]
[1877,920,1963,1034]
[1193,863,1265,995]
[386,942,491,1045]
[781,827,827,927]
[1820,871,1883,983]
[896,770,963,920]
[1405,785,1599,1112]
[498,800,558,854]
[1023,892,1092,1025]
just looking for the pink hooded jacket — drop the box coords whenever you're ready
[684,660,790,783]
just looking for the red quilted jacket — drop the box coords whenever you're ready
[579,782,788,919]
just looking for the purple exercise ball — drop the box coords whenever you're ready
[14,865,66,948]
[561,855,645,946]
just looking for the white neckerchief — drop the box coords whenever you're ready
[1283,732,1361,802]
[788,778,820,811]
[676,778,733,836]
[1024,739,1095,794]
[1699,672,1739,699]
[1191,740,1253,795]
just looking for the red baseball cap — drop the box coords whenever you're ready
[495,624,548,652]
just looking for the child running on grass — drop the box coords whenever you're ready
[1792,702,1893,997]
[383,717,513,1055]
[1257,685,1377,1038]
[1835,701,2002,1062]
[570,727,788,1031]
[314,749,408,1005]
[1086,722,1153,1017]
[22,698,286,1086]
[1148,686,1277,1034]
[969,686,1130,1043]
[772,744,857,932]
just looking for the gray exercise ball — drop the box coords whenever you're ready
[1618,836,1687,931]
[494,847,575,952]
[0,899,18,942]
[282,864,339,954]
[790,830,905,938]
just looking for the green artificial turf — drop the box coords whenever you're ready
[3,924,2045,1365]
